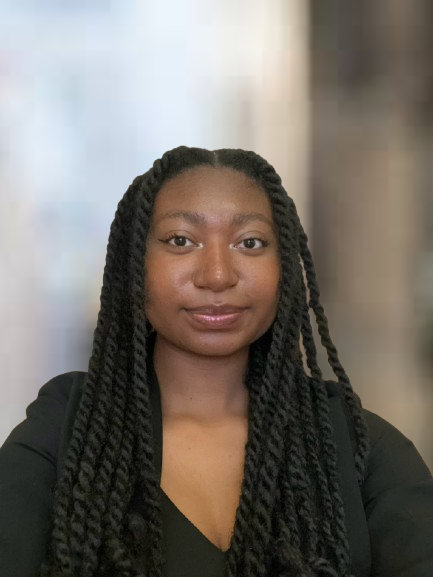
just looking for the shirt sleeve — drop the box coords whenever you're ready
[362,409,433,577]
[0,372,81,577]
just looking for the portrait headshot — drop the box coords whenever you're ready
[1,3,433,577]
[1,146,432,576]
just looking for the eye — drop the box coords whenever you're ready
[164,235,195,248]
[236,237,268,250]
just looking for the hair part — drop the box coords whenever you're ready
[42,145,369,577]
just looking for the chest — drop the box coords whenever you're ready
[160,415,248,552]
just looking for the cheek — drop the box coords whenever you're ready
[144,256,164,310]
[250,261,280,298]
[145,256,186,306]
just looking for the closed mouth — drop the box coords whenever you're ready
[186,305,246,315]
[185,306,247,328]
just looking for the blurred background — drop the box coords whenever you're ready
[1,1,432,467]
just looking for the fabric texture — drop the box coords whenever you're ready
[0,370,432,576]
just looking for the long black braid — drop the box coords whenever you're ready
[41,146,369,577]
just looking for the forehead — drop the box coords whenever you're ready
[152,166,273,222]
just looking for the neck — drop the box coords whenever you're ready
[152,336,250,421]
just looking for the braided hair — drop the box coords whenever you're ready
[41,146,369,577]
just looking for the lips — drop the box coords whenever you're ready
[185,305,247,328]
[187,305,246,315]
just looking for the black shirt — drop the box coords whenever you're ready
[0,371,433,576]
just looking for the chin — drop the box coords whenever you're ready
[180,335,254,358]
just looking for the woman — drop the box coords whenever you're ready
[0,146,432,577]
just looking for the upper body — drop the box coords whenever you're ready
[1,146,433,576]
[1,369,432,577]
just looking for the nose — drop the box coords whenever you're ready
[193,243,239,291]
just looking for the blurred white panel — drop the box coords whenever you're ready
[0,0,309,444]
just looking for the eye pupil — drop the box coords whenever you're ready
[244,238,256,249]
[175,236,187,246]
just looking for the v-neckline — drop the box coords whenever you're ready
[160,487,230,554]
[148,363,229,557]
[144,360,371,576]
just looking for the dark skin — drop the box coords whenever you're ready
[144,166,281,551]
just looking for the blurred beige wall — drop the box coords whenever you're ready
[311,0,433,466]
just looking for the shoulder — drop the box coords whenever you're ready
[324,379,432,489]
[359,413,433,574]
[322,378,428,461]
[26,370,86,417]
[324,380,433,574]
[0,372,86,576]
[2,371,87,463]
[361,407,432,493]
[21,371,87,440]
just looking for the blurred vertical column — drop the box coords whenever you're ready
[207,0,311,231]
[310,0,432,465]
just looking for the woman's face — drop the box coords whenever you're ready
[145,166,281,359]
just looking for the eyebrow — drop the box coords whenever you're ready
[155,210,274,228]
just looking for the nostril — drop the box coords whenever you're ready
[193,252,238,290]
